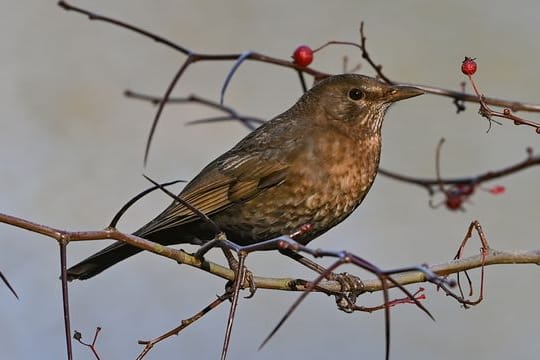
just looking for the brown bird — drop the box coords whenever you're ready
[67,74,423,280]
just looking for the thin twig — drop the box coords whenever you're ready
[59,241,73,360]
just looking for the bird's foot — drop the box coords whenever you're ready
[242,270,257,298]
[224,256,257,299]
[327,272,365,313]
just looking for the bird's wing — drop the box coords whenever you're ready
[135,153,288,237]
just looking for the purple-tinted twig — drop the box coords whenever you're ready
[220,51,253,105]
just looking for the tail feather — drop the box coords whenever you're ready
[66,225,202,281]
[66,241,142,281]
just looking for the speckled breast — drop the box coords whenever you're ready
[215,133,382,246]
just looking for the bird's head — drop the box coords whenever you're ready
[300,74,423,136]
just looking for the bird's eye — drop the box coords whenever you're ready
[348,88,364,101]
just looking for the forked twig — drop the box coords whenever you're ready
[452,221,489,307]
[136,292,232,360]
[74,327,102,360]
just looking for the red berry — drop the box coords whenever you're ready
[292,45,313,67]
[445,195,462,210]
[461,57,477,75]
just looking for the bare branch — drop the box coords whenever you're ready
[1,212,538,294]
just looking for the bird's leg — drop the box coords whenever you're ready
[215,233,257,297]
[195,233,257,297]
[215,233,241,270]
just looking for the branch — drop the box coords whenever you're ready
[398,82,540,113]
[379,148,540,192]
[1,212,538,294]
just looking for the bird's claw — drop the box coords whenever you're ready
[224,257,257,299]
[328,272,365,313]
[243,270,257,298]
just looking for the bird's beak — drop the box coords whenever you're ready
[387,85,424,102]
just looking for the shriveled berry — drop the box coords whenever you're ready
[461,57,477,76]
[292,45,313,67]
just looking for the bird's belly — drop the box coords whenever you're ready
[214,162,375,245]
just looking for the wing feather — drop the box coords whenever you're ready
[135,154,288,237]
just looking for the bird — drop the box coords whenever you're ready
[66,74,423,280]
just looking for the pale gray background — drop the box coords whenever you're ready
[1,1,539,359]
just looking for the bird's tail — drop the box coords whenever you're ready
[66,241,143,281]
[66,224,199,281]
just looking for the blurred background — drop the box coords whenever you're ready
[1,1,539,359]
